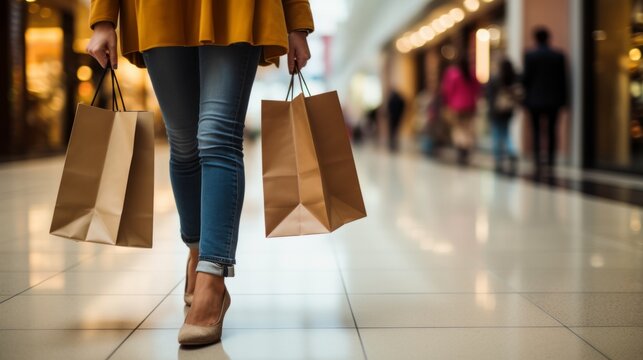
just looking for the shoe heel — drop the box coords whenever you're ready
[178,286,230,345]
[184,255,194,306]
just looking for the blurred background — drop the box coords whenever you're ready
[1,2,643,358]
[0,0,642,175]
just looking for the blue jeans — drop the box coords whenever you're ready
[490,119,515,163]
[143,44,261,277]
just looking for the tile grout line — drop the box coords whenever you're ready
[517,293,613,360]
[330,236,369,360]
[104,277,185,360]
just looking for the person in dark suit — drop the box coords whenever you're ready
[523,27,567,169]
[387,89,406,152]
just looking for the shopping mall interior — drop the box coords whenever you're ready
[1,0,642,359]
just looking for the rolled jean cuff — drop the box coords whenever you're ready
[196,260,235,277]
[181,233,200,249]
[184,241,199,249]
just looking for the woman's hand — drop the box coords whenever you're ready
[287,31,311,74]
[86,22,118,69]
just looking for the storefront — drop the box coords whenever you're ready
[1,0,159,161]
[585,0,643,174]
[374,0,583,165]
[23,0,76,154]
[388,0,508,151]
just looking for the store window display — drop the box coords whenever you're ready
[24,2,67,153]
[592,0,643,172]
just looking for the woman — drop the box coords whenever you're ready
[440,57,480,165]
[487,58,521,173]
[87,0,314,346]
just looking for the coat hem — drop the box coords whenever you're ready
[122,41,285,69]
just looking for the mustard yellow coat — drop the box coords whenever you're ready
[89,0,315,68]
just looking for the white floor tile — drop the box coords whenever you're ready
[524,293,643,326]
[0,252,94,272]
[141,294,355,329]
[492,268,643,292]
[70,252,190,272]
[335,250,488,271]
[571,327,643,360]
[173,271,345,295]
[349,294,559,327]
[1,143,642,358]
[342,269,512,293]
[485,251,643,270]
[0,329,130,360]
[360,328,607,360]
[236,252,338,271]
[236,233,334,254]
[111,328,365,360]
[0,271,57,295]
[0,236,106,253]
[0,295,163,329]
[24,271,183,295]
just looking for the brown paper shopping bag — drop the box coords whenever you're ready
[261,69,366,237]
[50,66,155,248]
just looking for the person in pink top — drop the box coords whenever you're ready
[441,57,480,165]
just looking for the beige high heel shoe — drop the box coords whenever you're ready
[184,255,193,306]
[178,287,231,345]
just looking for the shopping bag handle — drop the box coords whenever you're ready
[285,62,312,101]
[90,61,127,112]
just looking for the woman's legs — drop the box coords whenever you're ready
[143,47,201,248]
[452,112,475,165]
[491,121,504,169]
[186,43,261,327]
[145,44,260,330]
[144,44,260,275]
[195,43,261,276]
[491,118,517,173]
[143,47,201,294]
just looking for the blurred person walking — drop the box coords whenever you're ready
[523,26,567,171]
[387,89,406,152]
[486,58,521,174]
[86,0,313,346]
[441,57,480,165]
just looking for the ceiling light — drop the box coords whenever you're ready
[476,29,491,83]
[476,28,490,41]
[420,25,435,41]
[439,14,455,28]
[449,8,465,22]
[432,19,446,33]
[464,0,480,12]
[396,38,412,53]
[410,32,426,48]
[488,27,501,43]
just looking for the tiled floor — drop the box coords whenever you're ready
[0,143,642,360]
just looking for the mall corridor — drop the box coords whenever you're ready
[0,143,641,359]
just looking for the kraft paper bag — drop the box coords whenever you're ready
[261,71,366,237]
[50,67,154,248]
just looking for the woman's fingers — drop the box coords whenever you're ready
[88,46,108,68]
[87,44,109,68]
[297,49,310,69]
[295,43,311,71]
[108,38,118,69]
[288,48,296,74]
